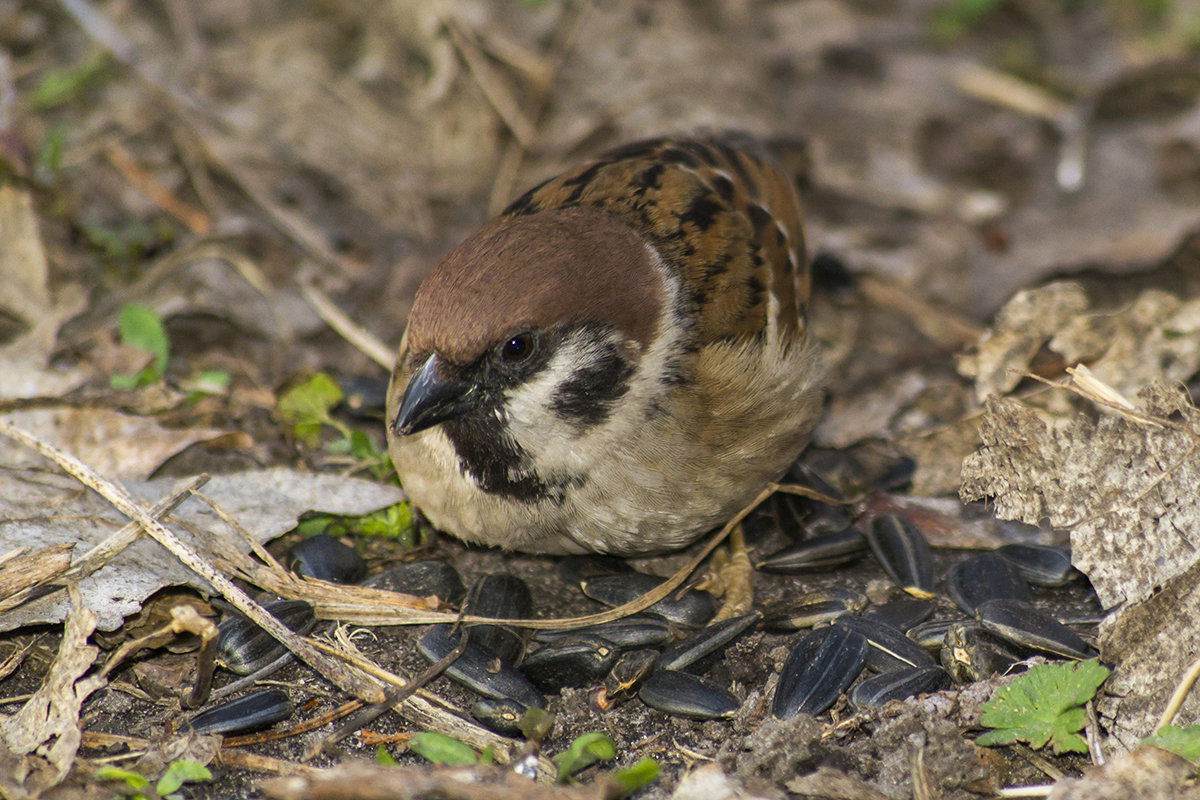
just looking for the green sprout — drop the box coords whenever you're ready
[111,303,169,389]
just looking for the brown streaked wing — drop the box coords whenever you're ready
[500,135,808,346]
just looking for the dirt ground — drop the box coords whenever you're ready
[4,0,1200,798]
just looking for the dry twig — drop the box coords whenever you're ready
[0,419,384,703]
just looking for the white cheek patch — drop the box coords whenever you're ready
[498,243,688,481]
[503,334,618,470]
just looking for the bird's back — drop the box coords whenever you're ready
[501,135,809,349]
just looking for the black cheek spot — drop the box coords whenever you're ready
[550,347,635,429]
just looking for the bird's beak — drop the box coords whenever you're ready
[392,354,474,436]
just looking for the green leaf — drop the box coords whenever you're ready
[116,303,170,383]
[977,659,1109,755]
[155,760,212,796]
[109,367,156,390]
[356,503,413,541]
[408,732,479,766]
[277,373,344,447]
[95,765,149,791]
[34,123,69,182]
[32,50,110,109]
[83,219,172,263]
[518,706,555,742]
[183,369,231,396]
[553,731,616,783]
[375,745,399,766]
[1146,725,1200,763]
[609,757,660,797]
[348,429,379,461]
[928,0,1006,42]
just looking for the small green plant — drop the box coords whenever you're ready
[82,218,175,264]
[111,303,170,389]
[96,760,211,800]
[276,372,396,481]
[395,728,656,795]
[295,502,414,546]
[1145,724,1200,763]
[326,428,395,483]
[181,369,232,399]
[32,50,111,110]
[552,732,659,793]
[929,0,1006,42]
[609,757,660,797]
[553,731,615,782]
[277,373,345,448]
[518,706,555,742]
[977,659,1110,755]
[109,302,230,395]
[407,731,493,766]
[33,123,68,185]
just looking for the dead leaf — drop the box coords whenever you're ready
[960,385,1200,611]
[0,468,405,632]
[0,186,86,400]
[671,763,778,800]
[956,282,1089,402]
[0,408,231,481]
[1046,745,1200,799]
[1051,290,1200,396]
[1097,556,1200,751]
[0,586,106,792]
[960,382,1200,753]
[785,767,895,800]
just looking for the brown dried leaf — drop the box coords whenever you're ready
[0,408,230,481]
[960,383,1200,752]
[960,385,1200,610]
[1046,745,1200,800]
[956,282,1089,402]
[1051,290,1200,396]
[0,468,404,632]
[0,586,105,790]
[1097,556,1200,751]
[0,544,73,600]
[785,767,895,800]
[0,186,86,400]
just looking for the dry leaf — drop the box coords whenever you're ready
[956,282,1088,402]
[1097,557,1200,751]
[0,586,105,792]
[0,186,86,400]
[960,385,1200,610]
[1046,745,1200,799]
[960,383,1200,752]
[0,468,405,632]
[1051,290,1200,397]
[0,408,231,482]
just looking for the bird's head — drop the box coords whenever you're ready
[390,206,678,464]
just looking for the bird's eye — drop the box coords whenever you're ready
[500,332,535,363]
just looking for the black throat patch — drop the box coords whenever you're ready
[442,410,579,505]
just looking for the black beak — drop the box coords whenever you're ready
[392,354,474,436]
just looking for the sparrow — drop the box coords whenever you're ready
[386,134,824,555]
